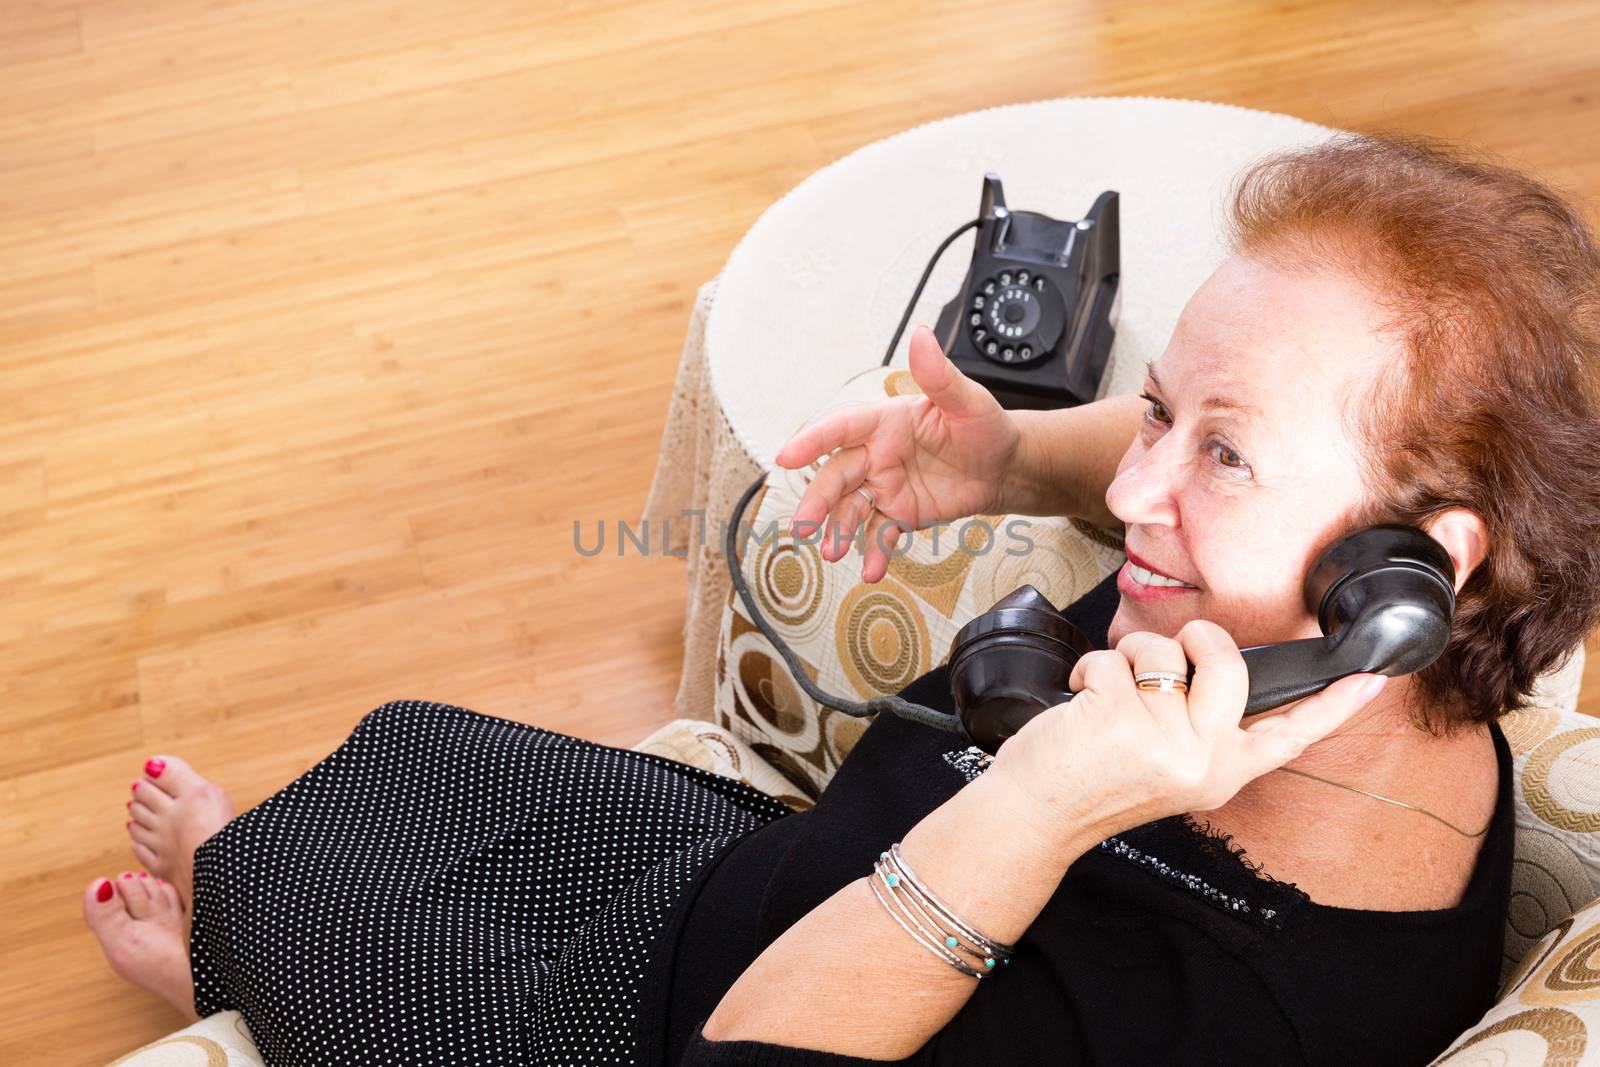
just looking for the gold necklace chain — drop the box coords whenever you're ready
[1272,766,1491,838]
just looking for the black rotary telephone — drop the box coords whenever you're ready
[929,174,1120,410]
[724,173,1457,756]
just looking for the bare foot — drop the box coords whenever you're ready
[82,872,199,1021]
[127,755,234,909]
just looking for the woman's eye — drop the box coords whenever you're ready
[1212,442,1248,470]
[1139,391,1171,425]
[1140,391,1249,473]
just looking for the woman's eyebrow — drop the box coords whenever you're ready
[1145,362,1263,418]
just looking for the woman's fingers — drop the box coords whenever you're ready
[1115,631,1192,732]
[906,326,998,421]
[823,477,877,560]
[1067,648,1143,705]
[1172,619,1248,738]
[774,403,881,469]
[1240,673,1388,773]
[859,509,909,582]
[789,446,868,540]
[1115,631,1187,677]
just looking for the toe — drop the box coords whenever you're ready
[128,820,160,856]
[130,780,171,811]
[129,796,161,830]
[82,877,130,940]
[150,878,184,916]
[131,840,160,872]
[142,754,201,798]
[116,871,154,918]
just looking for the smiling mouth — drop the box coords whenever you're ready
[1126,561,1197,589]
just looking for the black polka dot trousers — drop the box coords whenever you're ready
[190,700,792,1066]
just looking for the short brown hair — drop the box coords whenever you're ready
[1223,131,1600,734]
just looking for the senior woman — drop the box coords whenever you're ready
[85,132,1600,1066]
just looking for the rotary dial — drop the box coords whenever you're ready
[968,269,1048,364]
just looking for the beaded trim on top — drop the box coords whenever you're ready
[941,746,993,783]
[1100,813,1309,934]
[938,744,1308,934]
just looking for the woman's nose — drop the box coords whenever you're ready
[1106,440,1187,528]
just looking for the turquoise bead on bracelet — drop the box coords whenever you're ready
[872,841,1017,980]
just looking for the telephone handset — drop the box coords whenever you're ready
[948,524,1457,753]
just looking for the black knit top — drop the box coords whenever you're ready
[639,572,1513,1066]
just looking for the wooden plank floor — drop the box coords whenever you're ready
[3,1,1598,1061]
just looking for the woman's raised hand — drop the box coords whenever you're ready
[774,326,1019,583]
[984,620,1391,848]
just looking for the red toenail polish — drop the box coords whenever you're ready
[122,872,133,880]
[125,800,132,809]
[131,781,138,791]
[96,880,113,903]
[145,758,166,778]
[139,872,148,878]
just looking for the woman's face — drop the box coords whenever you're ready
[1104,252,1400,651]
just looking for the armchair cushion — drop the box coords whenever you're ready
[1494,695,1600,982]
[106,1010,263,1066]
[632,717,816,813]
[1434,889,1600,1064]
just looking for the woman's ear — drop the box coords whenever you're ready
[1424,508,1489,595]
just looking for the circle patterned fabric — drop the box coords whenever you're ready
[189,700,791,1066]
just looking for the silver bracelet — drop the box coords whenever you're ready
[888,843,1017,963]
[869,842,1017,979]
[868,864,986,978]
[876,854,997,974]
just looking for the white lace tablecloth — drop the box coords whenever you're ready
[641,96,1338,723]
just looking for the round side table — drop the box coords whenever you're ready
[641,95,1338,723]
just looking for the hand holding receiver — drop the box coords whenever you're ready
[773,325,1019,583]
[950,523,1457,754]
[982,621,1391,847]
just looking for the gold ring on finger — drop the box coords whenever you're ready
[1133,671,1189,695]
